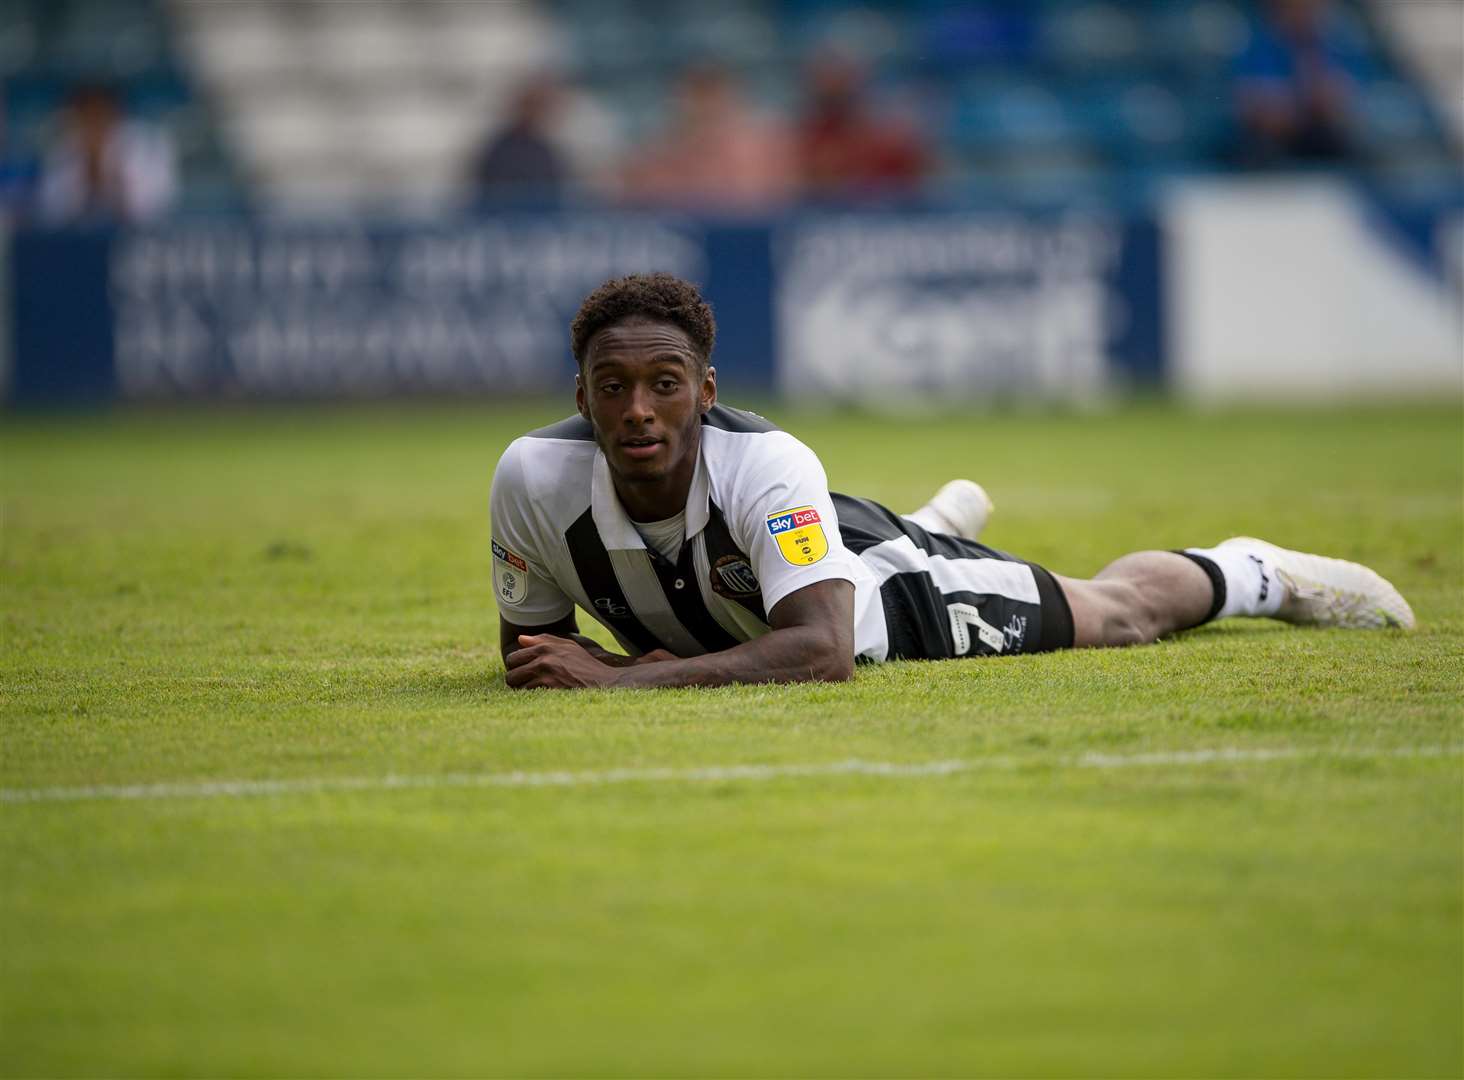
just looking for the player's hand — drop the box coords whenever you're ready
[568,633,634,667]
[566,634,675,668]
[565,632,673,664]
[505,634,621,690]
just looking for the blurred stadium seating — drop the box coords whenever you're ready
[4,0,1455,214]
[2,0,1459,408]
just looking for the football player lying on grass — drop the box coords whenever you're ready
[492,273,1414,690]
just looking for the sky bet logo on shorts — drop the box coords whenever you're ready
[766,505,828,566]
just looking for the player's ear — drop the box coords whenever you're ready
[700,365,717,414]
[575,372,589,420]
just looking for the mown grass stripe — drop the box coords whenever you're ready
[3,745,1459,806]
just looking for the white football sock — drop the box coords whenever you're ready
[1185,542,1285,620]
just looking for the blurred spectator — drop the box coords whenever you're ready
[1231,0,1363,167]
[471,76,567,206]
[797,51,929,200]
[38,84,176,224]
[620,65,794,212]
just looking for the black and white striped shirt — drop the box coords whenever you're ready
[490,404,892,660]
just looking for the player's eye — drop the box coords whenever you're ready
[598,381,622,394]
[655,379,679,392]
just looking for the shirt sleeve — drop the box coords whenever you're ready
[489,439,575,626]
[728,432,863,616]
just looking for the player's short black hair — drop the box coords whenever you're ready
[570,272,716,372]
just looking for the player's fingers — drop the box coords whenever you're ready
[519,656,575,690]
[509,669,557,690]
[508,671,558,690]
[505,641,556,668]
[506,654,569,690]
[516,635,567,658]
[517,633,571,647]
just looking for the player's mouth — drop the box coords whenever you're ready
[619,436,664,460]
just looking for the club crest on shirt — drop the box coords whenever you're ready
[492,538,528,606]
[712,554,760,597]
[765,505,828,566]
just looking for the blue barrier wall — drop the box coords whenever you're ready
[12,228,115,405]
[6,210,1162,406]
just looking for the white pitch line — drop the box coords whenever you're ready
[2,745,1460,806]
[1073,745,1460,768]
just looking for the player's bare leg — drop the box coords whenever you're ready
[1056,553,1214,647]
[1056,539,1415,649]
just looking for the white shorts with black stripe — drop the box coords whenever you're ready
[834,494,1075,660]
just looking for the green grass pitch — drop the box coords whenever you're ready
[2,400,1461,1077]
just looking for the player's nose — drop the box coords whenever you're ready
[624,383,655,424]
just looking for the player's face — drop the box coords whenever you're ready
[577,317,716,510]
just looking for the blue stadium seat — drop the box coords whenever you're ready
[1358,80,1440,150]
[916,5,1039,70]
[946,76,1083,149]
[0,0,42,78]
[1038,1,1154,74]
[1151,0,1252,77]
[48,0,167,77]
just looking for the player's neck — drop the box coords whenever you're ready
[612,445,699,523]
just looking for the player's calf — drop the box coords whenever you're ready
[1060,551,1214,648]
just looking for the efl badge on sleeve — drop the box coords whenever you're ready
[492,539,528,606]
[765,505,829,566]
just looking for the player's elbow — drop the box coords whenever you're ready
[805,641,855,683]
[819,659,855,683]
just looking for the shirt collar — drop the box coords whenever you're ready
[591,444,711,551]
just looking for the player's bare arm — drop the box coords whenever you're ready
[504,578,853,690]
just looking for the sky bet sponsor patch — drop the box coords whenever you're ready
[492,538,528,606]
[765,505,828,566]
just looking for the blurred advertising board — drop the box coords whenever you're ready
[7,217,776,404]
[5,209,1160,407]
[107,220,704,399]
[774,212,1163,404]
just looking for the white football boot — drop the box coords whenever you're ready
[907,479,995,541]
[1217,537,1416,629]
